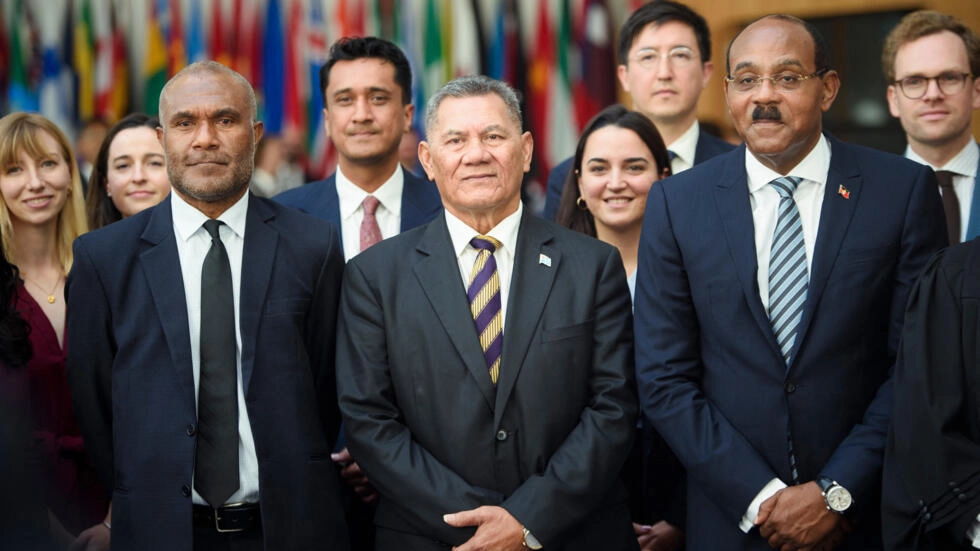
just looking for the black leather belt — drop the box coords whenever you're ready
[192,502,261,533]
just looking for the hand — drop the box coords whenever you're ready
[444,505,524,551]
[635,520,684,551]
[756,482,842,550]
[69,522,110,551]
[331,447,379,504]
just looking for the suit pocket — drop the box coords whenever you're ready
[540,319,594,343]
[263,297,309,317]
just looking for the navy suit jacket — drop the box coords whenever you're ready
[634,137,947,550]
[542,128,734,220]
[66,195,349,551]
[274,167,442,241]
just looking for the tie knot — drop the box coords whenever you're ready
[935,170,955,188]
[667,150,678,161]
[362,195,381,215]
[470,235,501,252]
[203,219,224,240]
[770,176,803,198]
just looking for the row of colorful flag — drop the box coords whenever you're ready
[1,0,628,182]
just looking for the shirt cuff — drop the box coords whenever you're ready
[967,512,980,547]
[524,529,543,549]
[739,478,788,533]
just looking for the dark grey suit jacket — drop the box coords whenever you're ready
[336,210,638,550]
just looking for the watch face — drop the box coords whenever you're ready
[826,486,852,512]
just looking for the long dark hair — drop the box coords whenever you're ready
[86,113,161,230]
[556,105,671,237]
[0,235,31,368]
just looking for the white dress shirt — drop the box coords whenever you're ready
[171,191,260,506]
[444,203,523,329]
[906,140,978,243]
[667,120,701,175]
[336,165,404,261]
[738,134,831,532]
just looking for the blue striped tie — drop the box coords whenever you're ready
[768,176,808,366]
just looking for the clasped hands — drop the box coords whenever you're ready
[444,505,525,551]
[755,482,852,551]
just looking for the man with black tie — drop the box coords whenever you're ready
[275,36,441,256]
[883,10,980,244]
[634,15,946,550]
[67,61,348,550]
[543,0,733,220]
[336,75,638,550]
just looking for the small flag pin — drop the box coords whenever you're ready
[539,253,552,267]
[838,185,850,199]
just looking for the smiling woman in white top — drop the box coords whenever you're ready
[556,105,671,299]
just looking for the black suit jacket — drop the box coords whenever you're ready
[67,195,349,551]
[542,127,734,220]
[336,210,638,550]
[634,137,947,550]
[882,239,980,550]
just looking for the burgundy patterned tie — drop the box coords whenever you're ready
[467,236,503,384]
[360,196,383,252]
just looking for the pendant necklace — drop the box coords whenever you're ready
[22,272,62,304]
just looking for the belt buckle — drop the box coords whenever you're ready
[214,501,247,533]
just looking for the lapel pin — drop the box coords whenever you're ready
[837,185,850,199]
[539,253,552,267]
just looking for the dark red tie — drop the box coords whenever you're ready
[360,196,383,252]
[935,171,961,245]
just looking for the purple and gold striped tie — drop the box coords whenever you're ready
[467,236,503,384]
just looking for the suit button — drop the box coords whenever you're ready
[784,382,797,393]
[960,494,969,501]
[496,430,508,441]
[186,424,196,436]
[181,485,191,497]
[923,513,932,522]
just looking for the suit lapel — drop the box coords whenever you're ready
[494,213,558,420]
[139,198,195,411]
[713,146,783,360]
[413,215,497,412]
[790,138,862,367]
[320,175,344,244]
[239,196,279,393]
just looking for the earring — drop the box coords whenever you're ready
[576,196,588,211]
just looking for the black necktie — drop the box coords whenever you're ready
[194,219,240,507]
[935,170,961,245]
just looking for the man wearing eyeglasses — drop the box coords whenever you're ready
[542,0,733,220]
[634,14,946,550]
[883,10,980,245]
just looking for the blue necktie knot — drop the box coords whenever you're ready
[770,176,803,198]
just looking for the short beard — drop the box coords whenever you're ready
[168,155,254,204]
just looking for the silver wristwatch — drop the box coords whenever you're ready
[817,477,852,513]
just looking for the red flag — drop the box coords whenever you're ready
[283,0,304,135]
[168,0,186,75]
[573,0,616,130]
[210,0,230,66]
[528,1,555,182]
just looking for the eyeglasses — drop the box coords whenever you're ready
[893,72,973,99]
[630,46,698,70]
[725,69,829,93]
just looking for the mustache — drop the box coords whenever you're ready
[752,105,782,121]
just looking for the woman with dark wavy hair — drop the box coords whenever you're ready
[85,113,170,230]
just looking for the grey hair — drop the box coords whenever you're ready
[158,61,258,122]
[423,75,523,138]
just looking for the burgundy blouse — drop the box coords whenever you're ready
[15,283,108,535]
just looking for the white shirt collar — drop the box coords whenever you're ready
[667,120,700,166]
[745,134,832,193]
[905,140,978,178]
[445,202,523,259]
[171,189,249,241]
[336,164,405,220]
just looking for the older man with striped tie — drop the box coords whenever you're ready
[634,15,947,551]
[335,75,638,551]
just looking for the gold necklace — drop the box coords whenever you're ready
[22,272,63,304]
